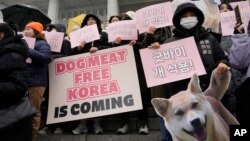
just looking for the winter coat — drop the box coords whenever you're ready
[0,34,29,108]
[164,3,229,93]
[229,34,250,83]
[27,39,51,87]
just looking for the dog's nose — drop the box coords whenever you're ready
[191,118,202,128]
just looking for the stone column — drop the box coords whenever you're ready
[107,0,119,20]
[0,3,7,20]
[47,0,59,24]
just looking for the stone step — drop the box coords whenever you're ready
[38,131,161,141]
[43,107,160,132]
[100,117,160,131]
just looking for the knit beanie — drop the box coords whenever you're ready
[25,22,43,34]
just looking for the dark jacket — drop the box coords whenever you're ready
[0,24,29,107]
[72,14,109,54]
[27,38,51,87]
[46,24,71,58]
[165,3,229,93]
[230,34,250,83]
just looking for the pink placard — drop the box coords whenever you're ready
[231,2,250,33]
[106,20,138,42]
[230,1,250,9]
[136,2,173,34]
[23,36,36,63]
[240,7,250,25]
[69,24,100,48]
[47,45,142,124]
[140,37,206,87]
[0,19,4,23]
[220,11,235,36]
[44,31,64,52]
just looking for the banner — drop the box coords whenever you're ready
[44,31,64,52]
[106,20,137,42]
[220,11,236,36]
[69,24,100,48]
[47,45,142,124]
[136,2,173,34]
[140,37,206,87]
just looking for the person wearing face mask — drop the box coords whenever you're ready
[148,3,229,141]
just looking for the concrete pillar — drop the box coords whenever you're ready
[107,0,119,20]
[47,0,59,24]
[0,3,7,20]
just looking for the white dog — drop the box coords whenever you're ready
[152,69,239,141]
[171,0,221,33]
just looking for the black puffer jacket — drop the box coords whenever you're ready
[0,23,29,108]
[165,3,229,93]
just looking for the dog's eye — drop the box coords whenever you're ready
[192,102,198,109]
[175,110,184,116]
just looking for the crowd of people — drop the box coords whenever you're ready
[1,1,250,141]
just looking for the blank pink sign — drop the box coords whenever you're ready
[140,37,206,87]
[23,36,36,63]
[69,24,100,48]
[220,11,235,36]
[44,31,64,53]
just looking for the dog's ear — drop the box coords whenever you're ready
[187,73,202,93]
[151,98,169,117]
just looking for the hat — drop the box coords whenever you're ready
[46,24,66,33]
[25,22,43,34]
[81,14,102,33]
[125,11,136,20]
[0,23,14,39]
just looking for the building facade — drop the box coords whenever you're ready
[0,0,167,26]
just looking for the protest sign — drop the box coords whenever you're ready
[136,2,173,34]
[69,24,100,48]
[106,20,137,42]
[47,45,142,124]
[220,11,236,36]
[140,37,206,87]
[44,31,64,52]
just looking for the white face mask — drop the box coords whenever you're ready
[180,16,198,29]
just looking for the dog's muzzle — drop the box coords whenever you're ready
[183,117,207,141]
